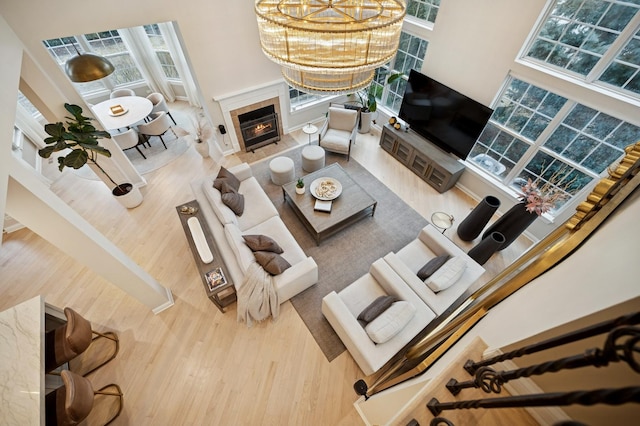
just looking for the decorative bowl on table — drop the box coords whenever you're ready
[310,177,342,201]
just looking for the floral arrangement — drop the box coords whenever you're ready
[518,176,570,216]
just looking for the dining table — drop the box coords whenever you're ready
[91,96,154,131]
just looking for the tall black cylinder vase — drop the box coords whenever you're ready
[456,195,501,241]
[482,203,538,250]
[468,232,506,265]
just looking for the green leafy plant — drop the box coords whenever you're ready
[356,72,403,113]
[296,177,304,188]
[38,103,130,195]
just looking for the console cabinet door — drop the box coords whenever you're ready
[409,151,430,176]
[380,131,396,153]
[395,139,413,163]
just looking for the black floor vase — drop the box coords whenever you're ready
[482,203,538,250]
[456,195,501,241]
[468,231,506,265]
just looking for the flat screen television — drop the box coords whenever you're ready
[398,69,493,160]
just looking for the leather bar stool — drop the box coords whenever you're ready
[45,307,119,376]
[45,370,123,426]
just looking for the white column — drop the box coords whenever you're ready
[6,159,173,313]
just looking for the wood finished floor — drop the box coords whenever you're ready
[1,103,533,425]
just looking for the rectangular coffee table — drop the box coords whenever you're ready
[282,163,377,244]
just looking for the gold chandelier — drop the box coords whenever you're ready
[255,0,407,95]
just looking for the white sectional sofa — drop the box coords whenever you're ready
[322,258,436,376]
[190,162,318,303]
[383,224,485,315]
[322,224,485,375]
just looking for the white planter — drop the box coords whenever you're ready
[295,186,305,195]
[193,138,209,158]
[113,183,143,209]
[359,111,373,134]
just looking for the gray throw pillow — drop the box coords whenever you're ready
[254,251,291,275]
[213,166,240,192]
[221,185,244,216]
[357,295,396,324]
[417,254,450,280]
[243,235,284,254]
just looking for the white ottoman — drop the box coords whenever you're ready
[302,145,325,172]
[269,156,295,185]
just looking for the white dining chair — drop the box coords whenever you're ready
[147,92,176,125]
[112,128,146,159]
[110,88,135,99]
[137,111,176,149]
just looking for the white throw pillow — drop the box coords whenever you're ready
[365,301,416,344]
[424,256,467,293]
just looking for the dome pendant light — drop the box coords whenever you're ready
[65,43,115,83]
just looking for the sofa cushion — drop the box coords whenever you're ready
[254,251,291,275]
[424,256,467,293]
[202,180,237,225]
[224,224,255,273]
[244,216,306,266]
[235,177,279,231]
[364,301,416,344]
[214,166,240,192]
[243,234,283,253]
[357,295,396,324]
[221,185,245,216]
[328,107,358,131]
[416,254,450,280]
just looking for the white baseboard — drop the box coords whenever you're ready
[482,348,572,425]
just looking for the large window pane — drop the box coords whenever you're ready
[144,24,181,80]
[525,0,640,78]
[406,0,440,24]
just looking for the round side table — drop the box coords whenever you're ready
[431,212,454,234]
[302,123,318,145]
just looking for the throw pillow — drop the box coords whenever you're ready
[221,186,245,216]
[254,251,291,275]
[417,254,450,280]
[424,256,467,293]
[213,166,240,192]
[364,301,416,344]
[243,234,284,254]
[357,295,396,324]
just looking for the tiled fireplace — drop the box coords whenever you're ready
[236,103,280,152]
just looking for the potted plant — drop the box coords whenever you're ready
[355,72,403,134]
[38,103,143,208]
[295,177,305,194]
[181,110,215,158]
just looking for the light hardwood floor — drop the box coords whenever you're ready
[1,103,532,425]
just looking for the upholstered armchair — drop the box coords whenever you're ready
[147,92,177,125]
[137,111,176,149]
[318,106,359,161]
[112,128,146,159]
[110,88,135,98]
[322,258,436,376]
[383,224,486,316]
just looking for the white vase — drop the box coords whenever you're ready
[193,137,209,158]
[296,186,305,195]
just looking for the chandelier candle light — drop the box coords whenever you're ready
[255,0,407,95]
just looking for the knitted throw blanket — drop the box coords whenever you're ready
[237,262,279,327]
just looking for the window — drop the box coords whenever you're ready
[85,31,144,86]
[468,78,640,213]
[288,86,327,111]
[406,0,441,24]
[144,24,180,79]
[525,0,640,97]
[371,32,429,114]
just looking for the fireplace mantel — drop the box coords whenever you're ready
[215,81,288,153]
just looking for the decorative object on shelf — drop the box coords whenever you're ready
[38,103,143,208]
[468,231,505,265]
[254,0,406,95]
[457,195,501,241]
[389,117,398,125]
[65,43,115,83]
[295,177,305,194]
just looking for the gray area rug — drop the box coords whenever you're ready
[251,146,428,361]
[73,133,191,180]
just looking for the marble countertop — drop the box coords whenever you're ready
[0,296,45,425]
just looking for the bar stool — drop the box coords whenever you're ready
[45,307,119,376]
[45,370,123,426]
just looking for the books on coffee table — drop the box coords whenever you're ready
[205,267,227,291]
[314,199,332,213]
